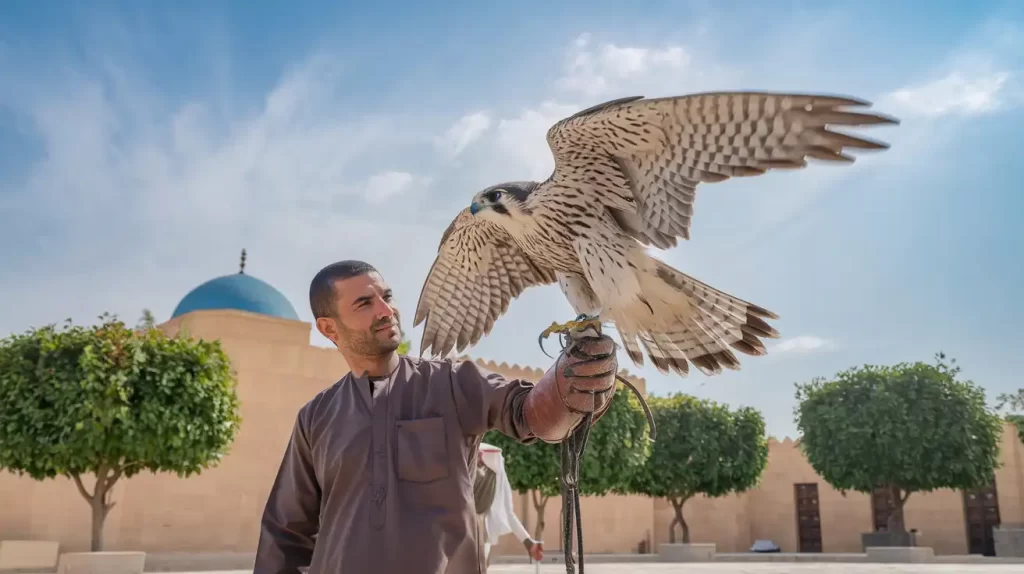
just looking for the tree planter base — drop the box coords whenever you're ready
[861,530,918,550]
[994,526,1024,557]
[56,551,146,574]
[865,546,934,563]
[658,543,716,562]
[0,540,60,571]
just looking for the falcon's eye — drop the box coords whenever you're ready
[486,189,504,202]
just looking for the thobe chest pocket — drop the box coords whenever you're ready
[395,416,450,483]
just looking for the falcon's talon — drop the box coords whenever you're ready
[538,333,557,359]
[539,320,569,340]
[538,316,603,360]
[540,317,603,339]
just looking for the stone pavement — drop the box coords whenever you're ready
[180,565,1023,574]
[485,565,1024,573]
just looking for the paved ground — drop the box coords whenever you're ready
[485,565,1024,573]
[178,566,1023,574]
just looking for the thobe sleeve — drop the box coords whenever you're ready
[501,478,532,542]
[254,410,321,574]
[449,359,536,442]
[485,453,532,545]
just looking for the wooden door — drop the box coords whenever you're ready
[963,482,1000,556]
[794,483,823,553]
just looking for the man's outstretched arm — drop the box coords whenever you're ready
[450,334,618,442]
[254,411,321,574]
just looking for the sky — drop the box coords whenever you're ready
[1,0,1022,438]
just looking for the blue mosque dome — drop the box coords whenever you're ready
[171,250,300,321]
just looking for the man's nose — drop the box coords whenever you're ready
[372,298,395,318]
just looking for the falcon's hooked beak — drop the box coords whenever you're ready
[469,201,482,215]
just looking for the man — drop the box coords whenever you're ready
[254,260,617,573]
[474,443,543,570]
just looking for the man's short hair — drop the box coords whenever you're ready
[309,260,378,319]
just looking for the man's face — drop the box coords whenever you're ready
[317,272,403,355]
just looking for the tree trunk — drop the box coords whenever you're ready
[885,485,912,534]
[669,495,692,544]
[531,491,549,541]
[72,464,123,552]
[90,497,110,552]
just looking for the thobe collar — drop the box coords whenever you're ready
[351,356,404,410]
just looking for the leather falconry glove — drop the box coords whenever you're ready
[523,333,618,442]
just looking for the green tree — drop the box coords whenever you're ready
[0,315,242,551]
[483,383,651,539]
[628,394,768,544]
[137,309,157,330]
[996,389,1024,412]
[795,352,1003,533]
[397,339,411,355]
[995,389,1024,444]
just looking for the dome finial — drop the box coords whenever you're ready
[239,249,247,274]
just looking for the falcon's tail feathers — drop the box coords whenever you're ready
[612,257,780,377]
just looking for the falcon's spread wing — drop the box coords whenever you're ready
[543,92,898,248]
[413,208,558,358]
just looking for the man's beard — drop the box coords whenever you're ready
[338,317,402,356]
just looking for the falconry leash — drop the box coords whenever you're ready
[543,316,656,574]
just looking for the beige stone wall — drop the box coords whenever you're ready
[1,309,1021,558]
[643,426,1024,556]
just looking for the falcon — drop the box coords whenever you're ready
[414,91,898,376]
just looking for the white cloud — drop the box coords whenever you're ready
[771,336,837,355]
[434,112,492,159]
[480,33,730,184]
[0,51,445,349]
[557,33,692,98]
[493,102,577,179]
[882,70,1012,118]
[878,23,1023,120]
[363,171,430,204]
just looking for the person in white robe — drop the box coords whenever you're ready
[477,442,544,568]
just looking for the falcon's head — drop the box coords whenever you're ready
[468,181,537,223]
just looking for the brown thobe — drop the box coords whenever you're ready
[254,356,538,574]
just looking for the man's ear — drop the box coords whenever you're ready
[316,316,340,347]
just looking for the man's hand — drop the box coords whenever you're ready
[522,538,544,561]
[558,334,617,415]
[522,333,618,442]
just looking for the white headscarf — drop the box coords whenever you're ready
[478,442,531,545]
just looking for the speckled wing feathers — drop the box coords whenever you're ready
[415,91,896,376]
[413,208,558,358]
[546,91,897,242]
[534,91,895,376]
